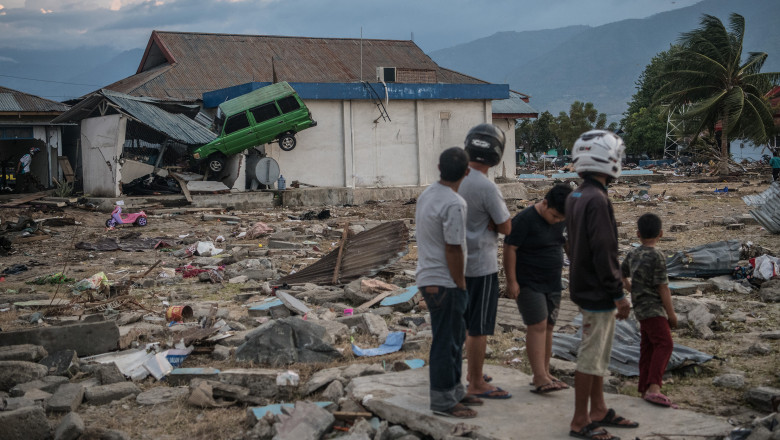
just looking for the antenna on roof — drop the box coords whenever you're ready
[411,32,414,41]
[360,27,363,82]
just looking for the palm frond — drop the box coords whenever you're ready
[739,52,768,77]
[721,87,745,134]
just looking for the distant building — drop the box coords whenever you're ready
[0,86,71,191]
[95,31,536,188]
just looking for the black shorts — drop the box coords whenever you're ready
[464,273,499,336]
[516,289,561,326]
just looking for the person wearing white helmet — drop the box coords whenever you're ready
[565,130,637,440]
[457,123,512,400]
[15,147,41,193]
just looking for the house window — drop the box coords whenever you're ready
[223,113,250,135]
[0,127,33,140]
[250,103,281,123]
[277,96,300,114]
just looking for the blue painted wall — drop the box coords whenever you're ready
[203,82,509,109]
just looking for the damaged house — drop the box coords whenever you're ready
[51,90,216,197]
[0,86,72,191]
[78,31,536,191]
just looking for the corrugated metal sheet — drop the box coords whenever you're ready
[105,31,493,101]
[278,221,409,285]
[552,315,712,377]
[0,86,70,112]
[743,182,780,233]
[52,89,215,146]
[492,91,538,116]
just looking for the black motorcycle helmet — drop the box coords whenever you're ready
[464,123,505,167]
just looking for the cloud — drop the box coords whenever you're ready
[0,55,18,62]
[0,0,701,52]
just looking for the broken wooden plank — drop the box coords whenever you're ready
[171,172,193,203]
[57,156,75,183]
[0,191,48,207]
[356,290,394,312]
[30,200,66,208]
[12,234,51,243]
[332,221,349,284]
[333,411,373,422]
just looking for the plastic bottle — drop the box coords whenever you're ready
[277,174,286,190]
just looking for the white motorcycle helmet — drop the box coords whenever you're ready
[571,130,625,179]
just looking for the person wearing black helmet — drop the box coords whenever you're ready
[15,147,40,193]
[458,123,513,400]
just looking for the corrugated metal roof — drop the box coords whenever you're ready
[279,220,409,285]
[105,31,492,101]
[492,91,538,116]
[743,182,780,233]
[52,89,215,146]
[0,86,70,113]
[553,315,712,377]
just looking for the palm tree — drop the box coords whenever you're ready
[654,13,780,173]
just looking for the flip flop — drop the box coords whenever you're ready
[644,392,679,409]
[530,381,564,394]
[569,422,619,440]
[592,408,639,429]
[473,386,512,399]
[554,379,571,389]
[432,403,478,419]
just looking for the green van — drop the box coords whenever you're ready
[193,82,317,173]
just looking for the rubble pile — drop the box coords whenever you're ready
[0,177,779,439]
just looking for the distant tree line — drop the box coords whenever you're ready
[517,13,779,173]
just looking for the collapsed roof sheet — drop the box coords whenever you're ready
[743,182,780,234]
[52,89,216,146]
[278,220,409,285]
[553,316,713,377]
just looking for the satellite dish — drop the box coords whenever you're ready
[253,157,280,186]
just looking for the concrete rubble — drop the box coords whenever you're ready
[1,180,780,438]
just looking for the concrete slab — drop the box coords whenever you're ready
[347,365,731,440]
[669,280,710,296]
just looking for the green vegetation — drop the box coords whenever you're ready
[652,13,780,172]
[515,101,616,155]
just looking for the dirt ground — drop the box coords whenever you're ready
[1,174,779,439]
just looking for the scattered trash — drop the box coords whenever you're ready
[72,272,110,297]
[166,305,194,322]
[276,370,300,386]
[352,331,405,357]
[27,272,74,285]
[1,264,28,275]
[751,255,780,280]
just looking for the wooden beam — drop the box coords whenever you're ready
[331,222,349,284]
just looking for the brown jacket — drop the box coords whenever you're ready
[565,178,625,310]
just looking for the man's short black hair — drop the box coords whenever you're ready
[637,213,662,239]
[439,147,469,182]
[545,183,572,214]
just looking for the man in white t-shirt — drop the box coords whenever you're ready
[15,147,40,193]
[458,124,512,400]
[416,147,480,418]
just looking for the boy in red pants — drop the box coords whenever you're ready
[621,213,678,408]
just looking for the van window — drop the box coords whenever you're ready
[277,96,301,114]
[224,113,250,135]
[250,103,281,124]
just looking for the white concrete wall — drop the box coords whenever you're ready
[266,99,500,188]
[82,114,125,197]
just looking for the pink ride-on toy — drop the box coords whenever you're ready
[106,205,148,228]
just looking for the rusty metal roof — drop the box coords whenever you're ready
[52,89,216,146]
[279,220,409,285]
[105,31,486,101]
[0,86,70,113]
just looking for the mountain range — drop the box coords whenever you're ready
[429,0,780,120]
[1,0,778,123]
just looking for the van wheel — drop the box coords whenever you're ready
[279,134,297,151]
[207,154,226,174]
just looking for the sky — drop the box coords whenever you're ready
[0,0,702,53]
